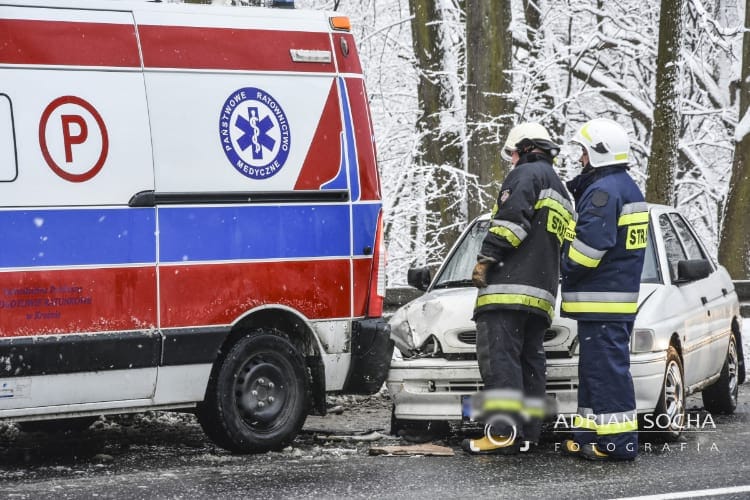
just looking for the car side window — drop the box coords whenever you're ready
[659,215,687,282]
[640,227,661,284]
[669,214,707,262]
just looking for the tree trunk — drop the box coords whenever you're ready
[645,0,684,205]
[409,0,463,260]
[465,0,514,221]
[718,0,750,278]
[410,0,463,257]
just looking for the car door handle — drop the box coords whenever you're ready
[701,296,707,305]
[722,288,728,296]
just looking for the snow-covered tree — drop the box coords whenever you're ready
[718,0,750,278]
[183,0,748,283]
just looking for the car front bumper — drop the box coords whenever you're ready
[387,351,667,421]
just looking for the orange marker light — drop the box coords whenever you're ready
[329,16,351,31]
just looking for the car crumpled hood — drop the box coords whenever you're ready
[389,287,478,355]
[389,284,660,356]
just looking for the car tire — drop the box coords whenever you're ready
[196,329,309,453]
[389,406,449,443]
[17,416,98,434]
[701,333,739,415]
[648,345,685,442]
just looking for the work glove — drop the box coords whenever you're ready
[472,261,493,288]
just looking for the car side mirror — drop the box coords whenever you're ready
[407,267,432,291]
[676,259,711,282]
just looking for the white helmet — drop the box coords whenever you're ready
[571,118,630,168]
[501,122,559,161]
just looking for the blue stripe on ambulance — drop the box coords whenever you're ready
[0,208,156,268]
[339,77,360,202]
[321,77,359,200]
[1,202,380,268]
[351,203,380,254]
[158,204,352,262]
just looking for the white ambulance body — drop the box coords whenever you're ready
[0,0,390,452]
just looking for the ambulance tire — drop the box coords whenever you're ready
[197,330,309,453]
[702,333,739,415]
[17,416,98,434]
[649,346,685,442]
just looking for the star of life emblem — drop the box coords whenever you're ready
[219,87,291,179]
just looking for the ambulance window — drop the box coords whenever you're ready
[0,95,18,182]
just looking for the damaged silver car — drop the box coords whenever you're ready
[387,205,745,439]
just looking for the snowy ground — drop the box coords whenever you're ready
[0,320,745,486]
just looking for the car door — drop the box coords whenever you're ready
[668,213,729,380]
[656,214,710,388]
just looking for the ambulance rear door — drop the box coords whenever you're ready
[0,4,158,413]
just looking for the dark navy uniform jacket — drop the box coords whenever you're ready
[474,152,573,325]
[560,165,648,322]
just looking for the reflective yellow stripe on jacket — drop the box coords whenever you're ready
[489,219,528,248]
[535,189,575,244]
[476,284,556,318]
[560,291,639,315]
[617,202,649,226]
[568,238,606,268]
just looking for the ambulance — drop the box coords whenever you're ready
[0,0,391,453]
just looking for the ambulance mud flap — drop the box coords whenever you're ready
[344,318,392,394]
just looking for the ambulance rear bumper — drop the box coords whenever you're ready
[343,318,393,395]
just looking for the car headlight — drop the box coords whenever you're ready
[631,328,655,353]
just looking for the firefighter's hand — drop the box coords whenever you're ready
[472,262,492,288]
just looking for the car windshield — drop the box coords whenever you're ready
[432,218,660,288]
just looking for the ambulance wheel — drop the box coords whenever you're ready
[17,416,98,434]
[650,346,685,441]
[197,330,309,453]
[702,333,739,415]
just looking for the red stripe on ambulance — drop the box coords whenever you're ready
[352,258,373,317]
[0,267,156,338]
[332,33,362,75]
[0,19,140,67]
[345,78,381,201]
[295,80,343,190]
[158,259,351,328]
[138,25,336,73]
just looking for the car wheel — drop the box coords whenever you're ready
[649,345,685,442]
[18,416,98,434]
[389,406,449,443]
[701,333,739,415]
[196,329,309,453]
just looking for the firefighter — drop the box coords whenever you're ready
[463,122,573,455]
[560,118,647,461]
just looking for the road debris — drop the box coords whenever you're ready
[369,443,454,457]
